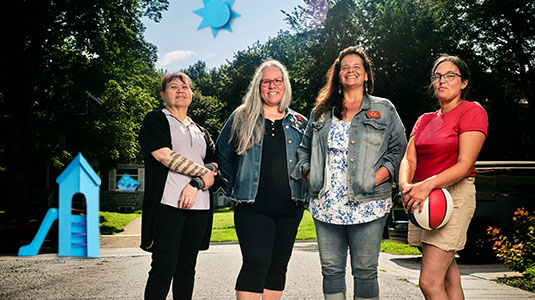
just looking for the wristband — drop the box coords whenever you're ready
[205,163,217,172]
[189,177,205,189]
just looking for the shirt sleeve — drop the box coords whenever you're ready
[410,114,425,137]
[458,102,489,137]
[139,111,171,157]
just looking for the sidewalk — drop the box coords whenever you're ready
[100,216,142,248]
[96,217,535,299]
[377,252,533,299]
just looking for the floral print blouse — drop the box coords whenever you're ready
[308,117,392,225]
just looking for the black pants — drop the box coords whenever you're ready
[234,207,304,293]
[144,204,209,300]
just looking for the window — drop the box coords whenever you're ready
[108,164,144,192]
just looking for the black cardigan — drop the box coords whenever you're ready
[138,109,216,252]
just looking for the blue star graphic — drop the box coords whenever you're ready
[193,0,241,37]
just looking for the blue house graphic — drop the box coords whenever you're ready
[18,153,101,257]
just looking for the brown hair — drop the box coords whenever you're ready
[430,54,470,98]
[314,46,374,119]
[161,72,193,92]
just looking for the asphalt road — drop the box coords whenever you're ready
[1,242,534,299]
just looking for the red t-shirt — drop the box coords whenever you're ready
[411,101,488,182]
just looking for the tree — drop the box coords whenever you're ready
[281,0,534,159]
[281,0,365,116]
[86,80,160,171]
[354,0,456,124]
[282,0,330,32]
[189,94,225,139]
[186,33,316,121]
[0,0,168,215]
[450,0,534,115]
[446,0,535,159]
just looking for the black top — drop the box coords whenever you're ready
[236,118,302,216]
[138,109,216,251]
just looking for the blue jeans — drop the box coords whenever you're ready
[314,216,387,298]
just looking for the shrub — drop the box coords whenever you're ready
[488,207,535,280]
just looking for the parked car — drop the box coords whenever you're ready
[388,161,535,264]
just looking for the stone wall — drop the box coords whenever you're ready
[100,191,143,212]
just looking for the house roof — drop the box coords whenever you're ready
[56,153,101,186]
[214,186,225,193]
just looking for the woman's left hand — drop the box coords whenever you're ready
[402,181,433,213]
[375,166,390,186]
[179,184,198,209]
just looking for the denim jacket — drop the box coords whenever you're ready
[216,108,308,203]
[292,94,407,202]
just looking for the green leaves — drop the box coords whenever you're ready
[489,208,535,281]
[0,0,168,215]
[89,80,157,169]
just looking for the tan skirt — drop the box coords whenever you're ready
[408,177,476,251]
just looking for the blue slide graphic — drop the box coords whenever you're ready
[18,208,59,256]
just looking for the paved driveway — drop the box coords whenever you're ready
[1,241,534,299]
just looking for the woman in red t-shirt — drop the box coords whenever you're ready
[399,54,488,299]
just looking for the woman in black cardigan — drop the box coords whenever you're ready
[138,72,217,300]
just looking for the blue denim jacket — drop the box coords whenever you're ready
[216,108,308,203]
[292,94,407,202]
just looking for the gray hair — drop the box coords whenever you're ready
[230,60,292,155]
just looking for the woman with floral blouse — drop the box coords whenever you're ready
[294,47,407,300]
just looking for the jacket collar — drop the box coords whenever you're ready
[324,93,372,121]
[361,94,372,111]
[285,107,306,131]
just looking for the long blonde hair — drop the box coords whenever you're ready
[230,60,292,155]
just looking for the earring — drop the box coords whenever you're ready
[364,80,368,94]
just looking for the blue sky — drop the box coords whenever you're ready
[142,0,305,71]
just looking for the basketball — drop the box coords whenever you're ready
[407,188,453,230]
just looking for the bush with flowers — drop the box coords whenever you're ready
[488,207,535,292]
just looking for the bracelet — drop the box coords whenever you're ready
[189,177,205,189]
[205,163,217,172]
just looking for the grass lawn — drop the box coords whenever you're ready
[100,208,420,255]
[210,207,237,242]
[211,208,420,255]
[296,209,316,240]
[99,211,141,235]
[495,276,535,293]
[380,240,421,255]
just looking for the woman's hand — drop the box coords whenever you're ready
[303,166,311,181]
[200,171,217,190]
[375,166,390,186]
[179,184,198,209]
[401,181,433,213]
[400,183,413,212]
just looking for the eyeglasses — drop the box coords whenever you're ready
[431,72,461,83]
[260,78,284,87]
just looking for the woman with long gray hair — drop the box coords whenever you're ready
[216,60,308,300]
